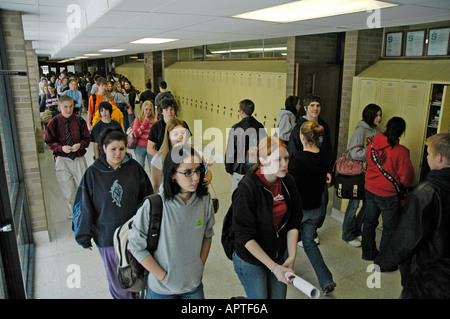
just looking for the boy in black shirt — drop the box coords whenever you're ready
[91,101,123,159]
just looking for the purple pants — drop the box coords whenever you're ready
[98,246,133,299]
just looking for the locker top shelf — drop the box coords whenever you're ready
[357,60,450,83]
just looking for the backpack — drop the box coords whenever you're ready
[113,194,163,293]
[221,204,235,260]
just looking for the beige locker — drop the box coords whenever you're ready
[350,60,450,185]
[438,86,450,134]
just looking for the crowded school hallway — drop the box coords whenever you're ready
[32,111,402,299]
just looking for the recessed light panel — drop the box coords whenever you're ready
[99,49,126,52]
[233,0,398,23]
[130,38,178,44]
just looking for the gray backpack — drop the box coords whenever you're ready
[113,194,162,293]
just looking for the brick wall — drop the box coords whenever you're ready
[334,29,383,210]
[1,10,47,232]
[337,29,383,156]
[285,36,296,97]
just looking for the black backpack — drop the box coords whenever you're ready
[221,204,235,260]
[113,194,163,293]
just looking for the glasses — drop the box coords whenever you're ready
[176,167,205,177]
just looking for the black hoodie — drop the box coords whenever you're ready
[232,170,302,266]
[376,167,450,287]
[74,153,153,248]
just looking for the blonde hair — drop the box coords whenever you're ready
[426,133,450,160]
[103,92,114,102]
[139,100,155,122]
[300,121,324,147]
[159,118,188,162]
[251,136,287,170]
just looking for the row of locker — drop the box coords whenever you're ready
[165,68,287,143]
[350,77,450,185]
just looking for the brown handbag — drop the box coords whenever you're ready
[334,144,366,176]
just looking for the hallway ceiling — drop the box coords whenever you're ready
[0,0,449,60]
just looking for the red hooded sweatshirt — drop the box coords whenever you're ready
[365,133,415,197]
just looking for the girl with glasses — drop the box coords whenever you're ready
[128,144,215,299]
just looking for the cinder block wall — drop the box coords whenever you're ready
[2,10,48,232]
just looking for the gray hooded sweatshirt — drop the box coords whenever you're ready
[348,120,381,162]
[127,186,215,295]
[277,109,296,142]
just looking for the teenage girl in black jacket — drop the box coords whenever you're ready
[232,136,302,299]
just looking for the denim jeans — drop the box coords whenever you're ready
[148,283,205,299]
[233,253,287,299]
[362,189,400,260]
[342,199,365,242]
[134,145,153,171]
[317,184,329,229]
[300,207,335,290]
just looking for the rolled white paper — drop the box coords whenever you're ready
[285,272,320,299]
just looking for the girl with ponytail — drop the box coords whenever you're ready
[362,116,414,261]
[288,121,336,295]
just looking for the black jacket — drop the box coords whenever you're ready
[287,116,333,172]
[232,170,302,266]
[375,167,450,287]
[225,116,267,175]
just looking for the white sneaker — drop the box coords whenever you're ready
[346,239,361,247]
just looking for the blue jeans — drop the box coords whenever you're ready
[362,189,400,260]
[134,145,152,171]
[300,208,335,290]
[148,283,205,299]
[317,184,329,229]
[342,199,364,241]
[233,253,287,299]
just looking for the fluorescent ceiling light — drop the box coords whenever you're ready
[84,53,102,56]
[99,49,126,52]
[130,38,178,44]
[233,0,398,23]
[211,47,287,54]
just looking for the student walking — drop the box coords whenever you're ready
[375,133,450,298]
[128,144,215,299]
[231,137,302,299]
[225,99,267,192]
[44,95,91,219]
[73,129,153,299]
[288,121,336,295]
[362,117,414,260]
[342,103,382,247]
[133,100,157,170]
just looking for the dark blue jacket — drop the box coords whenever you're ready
[74,154,153,248]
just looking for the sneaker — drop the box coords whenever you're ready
[314,235,320,245]
[297,241,303,248]
[323,283,336,296]
[346,239,361,247]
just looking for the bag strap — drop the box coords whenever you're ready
[146,194,163,253]
[370,143,402,193]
